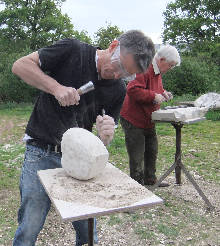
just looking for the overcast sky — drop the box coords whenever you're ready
[61,0,171,44]
[0,0,171,44]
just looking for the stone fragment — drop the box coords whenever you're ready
[61,128,109,180]
[194,92,220,109]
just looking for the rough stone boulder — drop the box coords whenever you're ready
[61,128,109,180]
[194,92,220,109]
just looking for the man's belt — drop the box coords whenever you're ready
[27,139,61,153]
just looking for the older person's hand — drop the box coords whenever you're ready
[162,91,173,101]
[154,93,166,104]
[154,91,173,104]
[96,115,115,146]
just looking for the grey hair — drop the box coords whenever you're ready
[118,30,155,72]
[155,45,181,66]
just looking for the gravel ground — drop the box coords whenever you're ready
[0,117,219,245]
[33,174,220,246]
[1,165,219,246]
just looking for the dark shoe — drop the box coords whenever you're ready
[157,181,170,187]
[123,210,136,215]
[144,179,170,187]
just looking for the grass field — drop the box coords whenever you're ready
[0,101,220,245]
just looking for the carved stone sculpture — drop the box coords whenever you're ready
[61,128,109,180]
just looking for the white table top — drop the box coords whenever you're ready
[38,163,163,221]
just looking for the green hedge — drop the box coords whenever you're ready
[162,56,220,96]
[0,49,38,103]
[0,50,219,103]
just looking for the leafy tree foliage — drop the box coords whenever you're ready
[94,22,123,49]
[0,0,92,51]
[162,0,220,51]
[162,56,220,96]
[0,0,93,103]
[0,47,39,102]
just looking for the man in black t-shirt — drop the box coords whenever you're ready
[12,30,155,246]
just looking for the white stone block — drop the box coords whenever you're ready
[151,107,208,122]
[61,128,109,180]
[194,92,220,109]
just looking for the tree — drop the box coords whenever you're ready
[162,0,220,51]
[94,22,123,49]
[72,29,92,45]
[162,56,220,95]
[0,0,91,51]
[0,0,93,103]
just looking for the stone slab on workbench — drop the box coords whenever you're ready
[38,163,163,221]
[151,107,207,123]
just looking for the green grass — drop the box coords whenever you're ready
[205,109,220,121]
[157,223,179,237]
[107,214,123,226]
[134,224,158,240]
[0,143,25,189]
[0,102,33,117]
[0,191,20,242]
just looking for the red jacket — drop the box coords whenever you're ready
[120,64,164,129]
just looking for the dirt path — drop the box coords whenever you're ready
[0,117,26,144]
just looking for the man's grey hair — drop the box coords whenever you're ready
[155,45,181,66]
[118,30,155,72]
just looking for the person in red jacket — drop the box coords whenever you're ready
[120,45,181,186]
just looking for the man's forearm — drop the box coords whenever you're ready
[12,52,60,96]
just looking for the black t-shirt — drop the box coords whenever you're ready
[25,39,126,145]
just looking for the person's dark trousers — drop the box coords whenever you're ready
[120,116,158,185]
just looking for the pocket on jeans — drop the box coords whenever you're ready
[24,145,46,163]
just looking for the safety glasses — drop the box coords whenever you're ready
[111,45,136,81]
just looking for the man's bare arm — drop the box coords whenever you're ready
[12,52,80,106]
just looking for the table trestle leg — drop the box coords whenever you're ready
[152,162,177,190]
[179,163,214,210]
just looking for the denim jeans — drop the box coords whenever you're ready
[120,117,158,185]
[13,144,98,246]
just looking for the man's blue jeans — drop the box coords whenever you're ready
[13,144,98,246]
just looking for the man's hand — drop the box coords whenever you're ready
[54,85,80,106]
[96,115,115,146]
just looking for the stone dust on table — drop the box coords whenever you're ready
[49,164,153,209]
